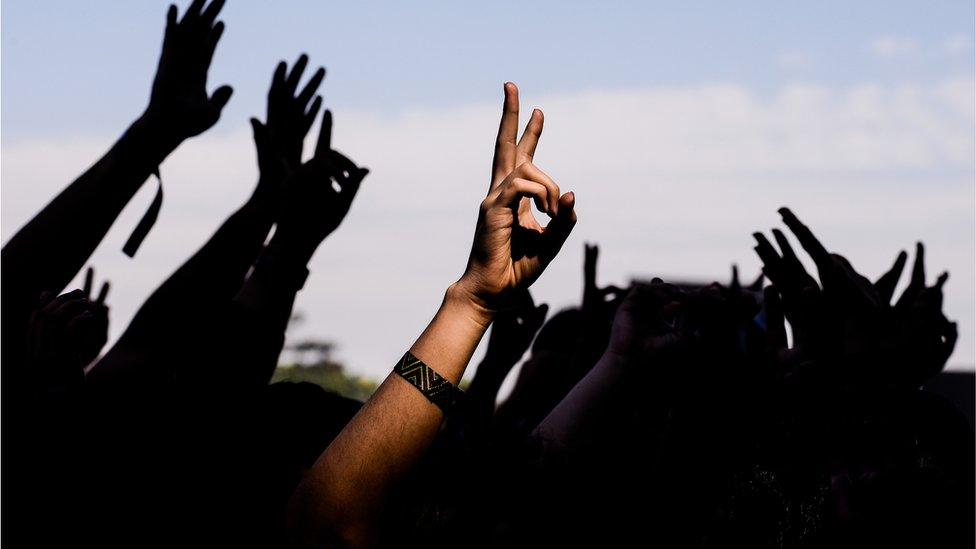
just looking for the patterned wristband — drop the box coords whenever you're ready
[393,351,463,412]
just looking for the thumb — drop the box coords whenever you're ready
[250,117,269,148]
[207,85,234,121]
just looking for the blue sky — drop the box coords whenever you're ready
[3,1,973,139]
[2,1,974,379]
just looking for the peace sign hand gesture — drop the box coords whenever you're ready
[456,83,577,310]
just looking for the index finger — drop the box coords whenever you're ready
[97,281,111,305]
[491,82,519,191]
[314,109,333,159]
[84,267,93,297]
[778,207,832,278]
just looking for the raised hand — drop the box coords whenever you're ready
[730,264,764,293]
[753,208,956,387]
[583,243,627,314]
[485,289,549,366]
[606,280,686,366]
[271,110,368,262]
[80,266,111,363]
[251,54,326,206]
[143,0,232,144]
[456,83,577,309]
[27,289,106,390]
[889,243,957,385]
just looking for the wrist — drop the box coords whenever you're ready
[445,282,496,330]
[266,231,316,267]
[129,113,182,159]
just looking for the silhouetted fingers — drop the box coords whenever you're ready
[83,267,94,296]
[491,82,520,190]
[203,21,224,69]
[180,0,206,25]
[314,109,333,158]
[771,228,800,263]
[297,67,326,107]
[778,207,832,279]
[207,85,233,121]
[302,96,323,135]
[748,272,765,292]
[96,281,111,305]
[285,54,310,96]
[200,0,226,28]
[730,264,741,290]
[584,243,599,287]
[269,61,287,105]
[329,151,368,202]
[752,232,782,281]
[909,241,926,290]
[516,108,544,164]
[329,149,361,180]
[165,4,178,34]
[875,250,907,304]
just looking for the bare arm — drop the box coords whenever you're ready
[286,82,577,548]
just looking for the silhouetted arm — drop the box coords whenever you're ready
[286,83,577,548]
[88,55,331,387]
[535,283,685,454]
[1,1,231,369]
[231,124,369,387]
[464,290,547,433]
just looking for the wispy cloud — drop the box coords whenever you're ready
[869,36,919,57]
[942,34,972,55]
[3,78,974,378]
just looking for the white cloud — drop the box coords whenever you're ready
[3,78,974,381]
[869,36,919,57]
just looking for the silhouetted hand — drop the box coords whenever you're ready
[80,266,110,363]
[730,264,764,293]
[143,0,232,145]
[606,280,686,366]
[27,289,106,390]
[753,208,956,387]
[888,243,958,385]
[485,290,549,367]
[583,243,626,316]
[271,110,368,261]
[456,83,577,309]
[251,54,326,207]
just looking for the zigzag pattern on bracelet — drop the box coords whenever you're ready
[393,351,462,411]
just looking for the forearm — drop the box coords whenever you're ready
[533,351,632,453]
[88,194,273,385]
[287,284,493,547]
[2,115,176,368]
[2,115,175,296]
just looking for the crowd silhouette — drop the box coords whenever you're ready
[2,1,973,547]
